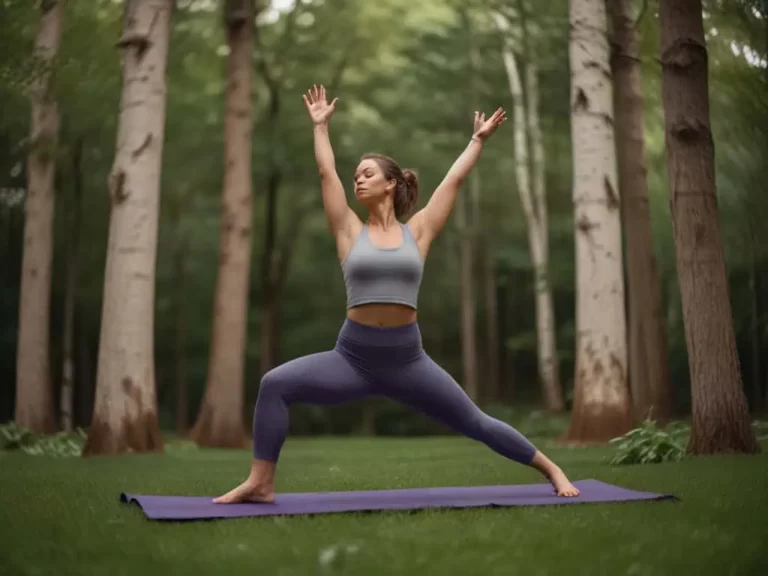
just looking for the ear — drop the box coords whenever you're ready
[386,179,397,193]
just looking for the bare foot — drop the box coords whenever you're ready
[546,467,580,497]
[527,451,580,497]
[212,479,275,504]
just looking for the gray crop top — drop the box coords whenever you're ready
[342,223,424,310]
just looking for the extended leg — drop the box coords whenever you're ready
[214,350,372,504]
[381,352,579,497]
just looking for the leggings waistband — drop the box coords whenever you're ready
[337,318,422,347]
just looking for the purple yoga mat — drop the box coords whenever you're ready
[119,479,676,521]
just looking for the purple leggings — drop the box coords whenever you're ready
[252,319,537,465]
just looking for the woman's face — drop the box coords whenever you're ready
[353,159,394,206]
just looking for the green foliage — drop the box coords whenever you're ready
[0,422,86,457]
[609,418,690,466]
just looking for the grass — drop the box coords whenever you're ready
[1,435,767,576]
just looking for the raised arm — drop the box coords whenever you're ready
[409,107,506,246]
[303,85,357,240]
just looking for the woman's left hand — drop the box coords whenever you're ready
[473,107,507,141]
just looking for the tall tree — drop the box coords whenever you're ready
[190,0,255,448]
[492,3,564,412]
[83,0,173,455]
[609,0,673,422]
[255,3,350,376]
[564,0,633,442]
[61,135,84,432]
[15,0,64,433]
[659,0,759,454]
[457,7,480,401]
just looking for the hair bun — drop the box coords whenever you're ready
[403,169,418,191]
[397,168,419,219]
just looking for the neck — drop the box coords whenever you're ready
[366,203,398,229]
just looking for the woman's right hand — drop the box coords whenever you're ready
[302,84,338,126]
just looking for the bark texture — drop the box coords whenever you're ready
[15,0,64,433]
[83,0,173,455]
[659,0,759,454]
[190,0,254,448]
[610,0,673,423]
[493,9,564,411]
[61,136,83,432]
[456,174,479,401]
[565,0,633,442]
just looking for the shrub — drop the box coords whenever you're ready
[609,418,689,465]
[0,422,86,457]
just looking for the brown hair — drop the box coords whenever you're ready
[361,153,419,219]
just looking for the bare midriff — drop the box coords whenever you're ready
[346,303,417,327]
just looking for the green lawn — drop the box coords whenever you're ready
[1,435,767,576]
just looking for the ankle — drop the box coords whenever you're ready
[528,452,561,478]
[248,459,276,484]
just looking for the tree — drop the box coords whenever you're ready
[492,1,564,412]
[61,135,84,432]
[609,0,673,422]
[254,3,349,376]
[15,0,65,433]
[658,0,759,454]
[190,0,255,448]
[564,0,633,442]
[456,6,480,402]
[83,0,173,455]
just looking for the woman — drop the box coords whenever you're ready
[214,85,579,504]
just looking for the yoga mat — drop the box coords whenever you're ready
[119,479,677,521]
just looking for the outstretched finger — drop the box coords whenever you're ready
[302,94,312,112]
[321,84,327,102]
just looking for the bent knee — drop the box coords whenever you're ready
[258,369,285,397]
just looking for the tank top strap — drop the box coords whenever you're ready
[356,223,371,245]
[400,222,416,245]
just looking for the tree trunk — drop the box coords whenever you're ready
[747,219,762,412]
[526,59,563,413]
[457,177,479,401]
[564,0,633,443]
[77,309,92,427]
[83,0,172,455]
[175,236,188,436]
[456,10,480,402]
[259,295,279,377]
[493,9,564,411]
[258,81,282,378]
[659,0,759,454]
[502,278,517,404]
[61,136,83,433]
[610,0,673,424]
[190,0,254,448]
[360,402,377,436]
[15,0,64,433]
[483,246,500,405]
